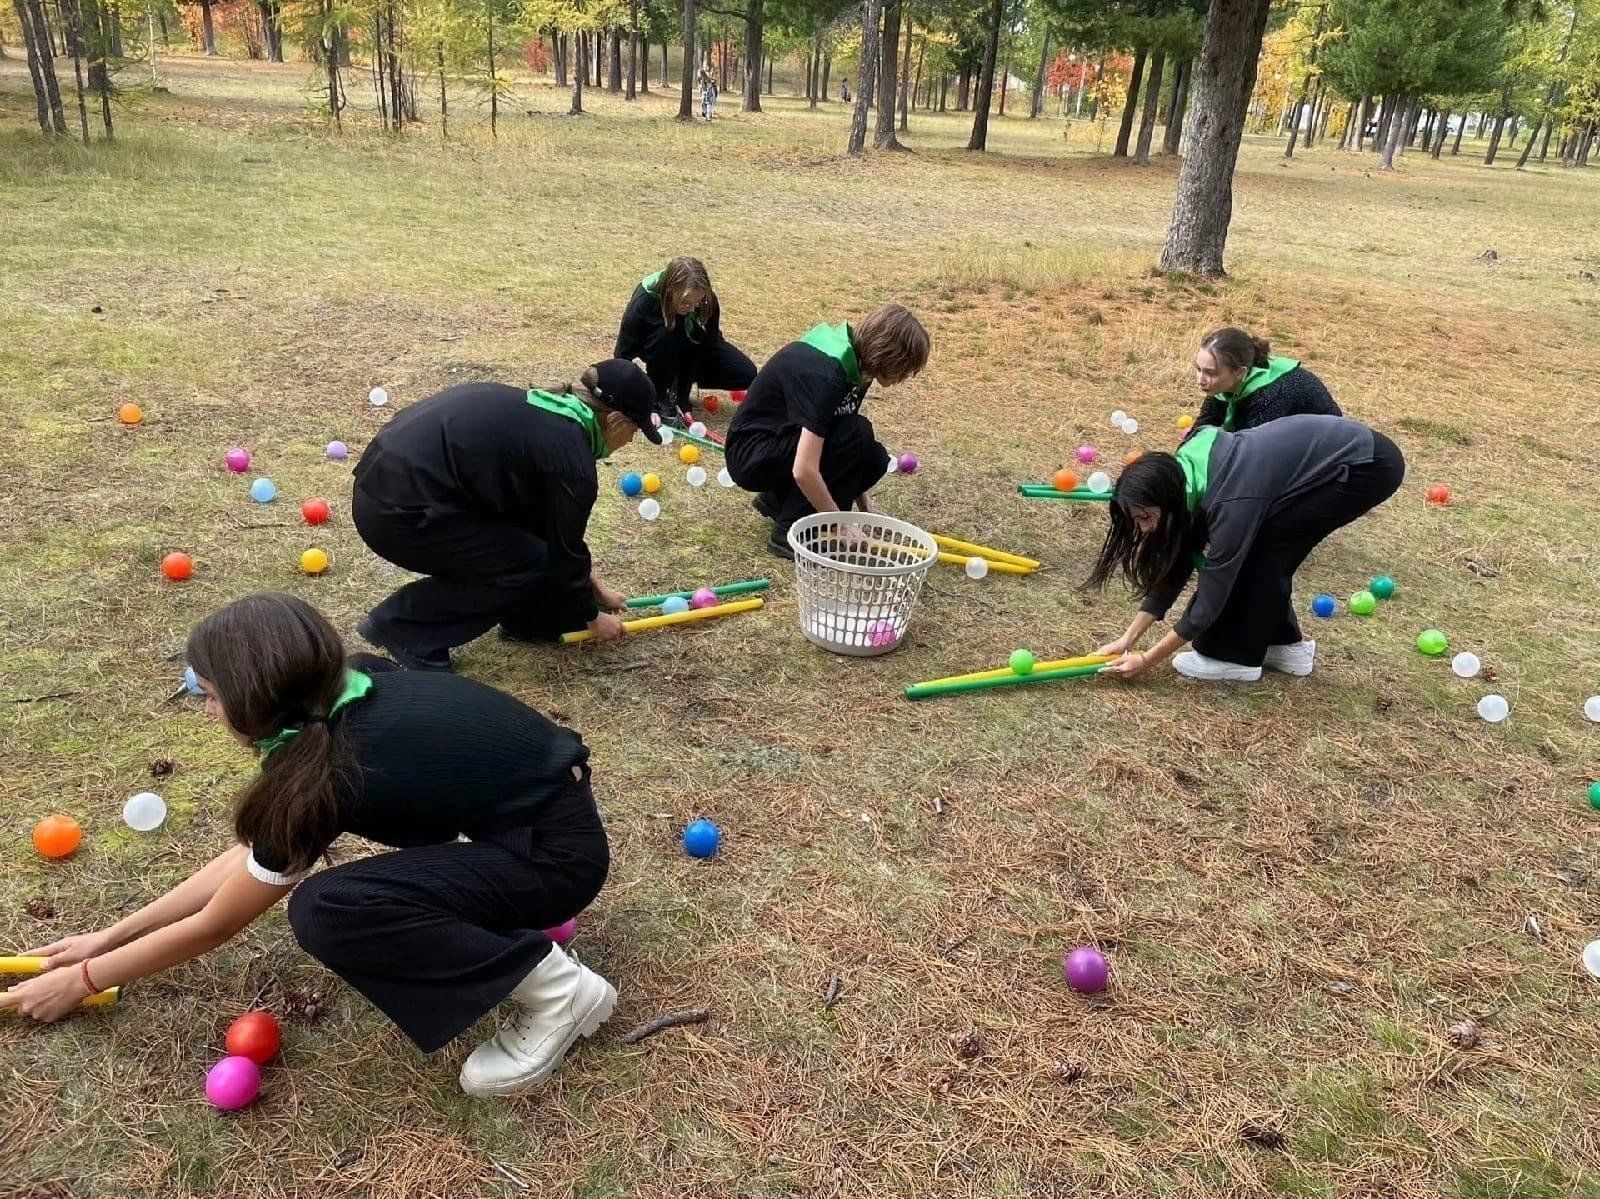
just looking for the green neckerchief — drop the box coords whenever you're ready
[1174,426,1220,570]
[1219,356,1298,431]
[642,269,704,340]
[798,322,863,387]
[527,388,609,460]
[255,670,374,760]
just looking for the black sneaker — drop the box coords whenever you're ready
[357,617,452,672]
[766,528,795,560]
[752,491,781,521]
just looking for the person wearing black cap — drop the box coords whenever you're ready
[351,359,662,671]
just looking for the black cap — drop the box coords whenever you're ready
[589,359,663,444]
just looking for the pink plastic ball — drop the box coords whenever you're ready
[866,620,899,647]
[1062,946,1109,994]
[689,587,719,609]
[543,918,577,947]
[204,1055,262,1111]
[897,452,919,474]
[225,447,251,473]
[1075,445,1097,465]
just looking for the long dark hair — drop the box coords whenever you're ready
[186,593,352,873]
[1083,453,1192,596]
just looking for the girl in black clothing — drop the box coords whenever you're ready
[614,256,757,423]
[1,594,615,1098]
[1189,327,1342,433]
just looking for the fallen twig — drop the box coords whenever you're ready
[823,972,842,1009]
[620,1007,709,1044]
[8,691,80,704]
[489,1160,530,1190]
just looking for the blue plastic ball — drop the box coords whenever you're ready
[661,595,691,615]
[183,665,205,697]
[682,819,722,859]
[619,472,643,497]
[249,478,277,504]
[1311,593,1337,619]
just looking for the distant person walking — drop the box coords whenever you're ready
[699,69,718,121]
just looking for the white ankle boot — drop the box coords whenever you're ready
[1263,639,1316,677]
[459,945,617,1096]
[1172,650,1263,682]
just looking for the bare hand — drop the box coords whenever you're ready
[587,612,626,642]
[0,967,92,1022]
[592,581,628,611]
[1096,637,1132,658]
[27,930,116,968]
[1101,651,1151,679]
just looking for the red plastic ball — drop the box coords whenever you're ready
[161,552,194,581]
[301,498,331,526]
[1426,483,1452,506]
[702,395,720,413]
[729,390,747,404]
[224,1010,281,1065]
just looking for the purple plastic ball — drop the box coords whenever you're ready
[898,452,919,474]
[1075,445,1097,465]
[225,447,251,473]
[325,440,348,462]
[204,1055,262,1111]
[689,587,719,609]
[1062,946,1109,994]
[543,918,577,947]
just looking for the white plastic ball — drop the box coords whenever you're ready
[1111,410,1127,427]
[1477,694,1510,724]
[368,386,389,407]
[686,466,707,487]
[716,467,735,488]
[1087,471,1112,494]
[122,791,167,832]
[885,455,899,474]
[1450,652,1481,679]
[964,557,990,580]
[1122,418,1140,435]
[658,426,675,445]
[638,498,661,521]
[688,421,707,438]
[1584,695,1600,723]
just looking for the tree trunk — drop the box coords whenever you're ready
[660,39,667,88]
[82,0,109,138]
[1373,93,1394,150]
[1133,49,1164,164]
[1163,57,1189,153]
[848,0,882,153]
[1485,112,1507,164]
[910,32,925,123]
[1452,112,1465,155]
[767,52,773,92]
[875,0,902,147]
[1158,0,1273,276]
[58,0,89,141]
[957,64,970,109]
[199,0,216,54]
[1431,109,1449,159]
[571,31,585,113]
[1113,45,1146,157]
[13,0,56,133]
[740,0,762,111]
[1350,91,1369,150]
[627,0,638,98]
[1379,93,1409,169]
[1028,29,1049,118]
[677,0,696,120]
[966,0,1002,150]
[997,25,1012,115]
[486,2,497,137]
[555,31,568,85]
[608,27,622,90]
[939,72,948,111]
[900,8,916,131]
[437,40,447,137]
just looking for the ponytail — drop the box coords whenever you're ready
[1200,327,1271,373]
[235,722,348,873]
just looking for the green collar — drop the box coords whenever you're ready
[527,388,609,460]
[1219,356,1298,430]
[643,269,704,339]
[256,670,373,759]
[1174,425,1219,514]
[798,322,863,386]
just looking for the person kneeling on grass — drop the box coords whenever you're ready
[0,594,615,1098]
[724,303,930,558]
[1187,326,1341,434]
[352,359,661,672]
[1087,415,1404,683]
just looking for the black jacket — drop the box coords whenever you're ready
[1193,365,1341,433]
[614,284,727,409]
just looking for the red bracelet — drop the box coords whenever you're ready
[81,959,100,995]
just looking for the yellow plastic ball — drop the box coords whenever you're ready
[300,548,330,575]
[642,473,662,494]
[1176,414,1194,430]
[678,444,701,466]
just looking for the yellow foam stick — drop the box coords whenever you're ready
[0,956,122,1007]
[911,652,1118,689]
[931,535,1041,570]
[935,552,1036,576]
[560,597,765,644]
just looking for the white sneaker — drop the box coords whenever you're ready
[459,944,617,1096]
[1263,639,1316,677]
[1172,650,1262,682]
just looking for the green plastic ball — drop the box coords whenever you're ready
[1370,574,1397,600]
[1589,781,1600,811]
[1416,628,1449,657]
[1349,590,1377,616]
[1009,649,1036,675]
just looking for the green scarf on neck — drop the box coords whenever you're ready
[1174,425,1219,514]
[642,269,705,339]
[527,388,609,460]
[1219,356,1298,431]
[256,670,374,760]
[798,322,863,386]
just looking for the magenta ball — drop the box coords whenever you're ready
[204,1055,262,1111]
[543,918,577,946]
[1062,946,1110,994]
[689,587,719,609]
[866,620,899,647]
[1075,445,1097,465]
[898,452,919,474]
[224,447,251,473]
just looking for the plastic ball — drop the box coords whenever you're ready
[204,1056,262,1111]
[619,472,643,497]
[638,498,661,521]
[965,557,990,580]
[1111,410,1128,427]
[249,478,277,504]
[122,791,167,832]
[1009,649,1036,675]
[690,587,719,609]
[716,467,735,488]
[1584,695,1600,723]
[1348,590,1377,616]
[661,595,690,615]
[1477,694,1510,724]
[225,1011,281,1065]
[1426,483,1451,506]
[642,473,662,495]
[1052,468,1078,492]
[1311,594,1337,618]
[543,918,578,947]
[729,390,747,404]
[1416,629,1449,657]
[658,426,675,445]
[32,814,83,860]
[1076,445,1097,465]
[183,665,206,696]
[1087,471,1112,494]
[1451,652,1482,679]
[866,620,900,647]
[301,498,330,525]
[686,466,708,487]
[1590,780,1600,810]
[117,402,144,426]
[1123,451,1142,466]
[702,395,721,414]
[368,386,389,407]
[300,548,330,575]
[679,444,701,466]
[1369,574,1397,600]
[1062,946,1109,994]
[1176,414,1194,430]
[682,818,722,859]
[898,452,919,474]
[161,551,194,581]
[885,456,899,474]
[325,440,348,461]
[225,446,251,473]
[1122,418,1140,435]
[688,421,708,438]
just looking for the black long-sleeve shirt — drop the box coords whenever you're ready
[613,284,727,407]
[353,383,600,623]
[1192,365,1341,433]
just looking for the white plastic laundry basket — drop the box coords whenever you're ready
[787,512,939,657]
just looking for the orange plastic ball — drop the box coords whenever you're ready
[1124,451,1142,466]
[33,814,83,860]
[225,1010,281,1064]
[301,498,330,525]
[161,552,194,581]
[1052,468,1078,492]
[117,403,144,426]
[1426,483,1452,506]
[702,395,720,413]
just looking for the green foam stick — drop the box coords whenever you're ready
[625,579,770,609]
[904,662,1106,700]
[670,427,724,452]
[1017,488,1112,502]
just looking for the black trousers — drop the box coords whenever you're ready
[648,337,757,414]
[353,486,583,658]
[286,774,610,1054]
[725,414,891,533]
[1193,431,1406,666]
